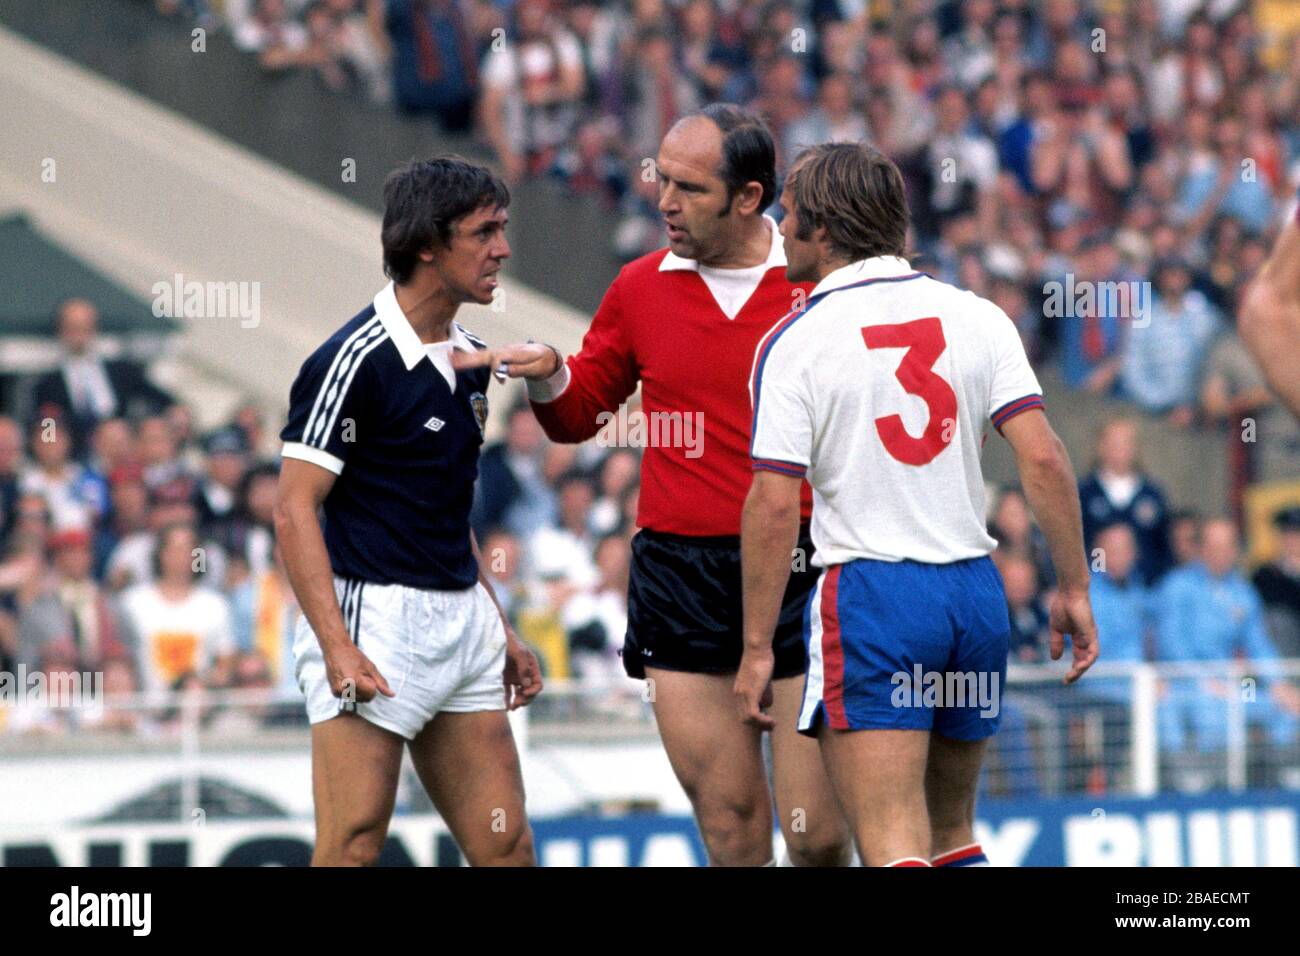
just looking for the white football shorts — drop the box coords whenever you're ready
[294,576,507,740]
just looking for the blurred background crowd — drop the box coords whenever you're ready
[143,0,1300,474]
[2,0,1299,793]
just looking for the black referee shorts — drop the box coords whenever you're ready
[622,525,818,681]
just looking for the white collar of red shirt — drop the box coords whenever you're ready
[373,281,475,371]
[657,214,787,272]
[810,256,917,298]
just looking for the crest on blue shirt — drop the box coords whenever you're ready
[469,391,488,437]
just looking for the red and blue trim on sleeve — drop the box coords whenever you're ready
[990,394,1044,432]
[752,457,807,477]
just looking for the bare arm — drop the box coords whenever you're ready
[735,470,803,727]
[1240,212,1300,419]
[274,458,392,701]
[999,409,1098,683]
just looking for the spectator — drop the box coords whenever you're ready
[479,526,529,625]
[87,418,137,484]
[562,533,634,693]
[17,527,130,674]
[997,551,1048,663]
[29,299,174,460]
[624,26,701,166]
[0,416,23,554]
[588,449,639,536]
[106,484,227,592]
[529,471,598,595]
[229,543,299,696]
[1056,234,1139,395]
[119,523,235,693]
[1153,518,1300,756]
[383,0,481,131]
[1253,507,1300,659]
[20,417,105,532]
[785,73,867,155]
[216,462,279,589]
[1078,418,1174,585]
[194,425,251,537]
[95,465,150,583]
[1200,323,1300,484]
[1120,257,1221,423]
[1085,522,1152,705]
[988,485,1055,590]
[922,84,999,240]
[479,0,585,182]
[231,0,309,56]
[471,401,555,540]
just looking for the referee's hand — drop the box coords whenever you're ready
[450,342,561,381]
[734,649,776,730]
[325,642,395,704]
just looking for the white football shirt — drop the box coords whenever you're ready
[749,256,1043,567]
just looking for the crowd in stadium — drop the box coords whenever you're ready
[3,0,1296,787]
[147,1,1300,470]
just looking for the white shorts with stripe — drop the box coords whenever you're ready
[294,576,507,740]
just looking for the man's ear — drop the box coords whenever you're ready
[734,181,765,217]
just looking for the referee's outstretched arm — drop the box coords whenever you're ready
[274,457,395,703]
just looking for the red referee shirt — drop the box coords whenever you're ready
[529,219,814,537]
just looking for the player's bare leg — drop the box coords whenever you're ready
[925,733,989,860]
[768,675,852,866]
[310,713,405,866]
[648,667,774,866]
[818,727,930,866]
[1241,212,1300,417]
[408,710,535,866]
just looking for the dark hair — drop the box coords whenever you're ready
[680,104,777,214]
[786,142,909,261]
[152,521,201,581]
[381,155,510,285]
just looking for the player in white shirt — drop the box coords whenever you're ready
[735,143,1098,867]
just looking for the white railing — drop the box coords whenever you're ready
[2,661,1298,804]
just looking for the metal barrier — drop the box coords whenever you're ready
[3,660,1298,808]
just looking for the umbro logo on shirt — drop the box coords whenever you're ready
[424,416,445,432]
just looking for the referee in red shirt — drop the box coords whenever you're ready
[458,105,850,866]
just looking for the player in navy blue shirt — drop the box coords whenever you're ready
[275,156,542,867]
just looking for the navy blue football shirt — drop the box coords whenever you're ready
[280,282,492,590]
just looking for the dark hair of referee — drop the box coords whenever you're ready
[785,142,909,261]
[381,156,511,285]
[682,103,777,216]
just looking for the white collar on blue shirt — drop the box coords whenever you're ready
[373,281,476,371]
[809,256,918,298]
[657,214,787,272]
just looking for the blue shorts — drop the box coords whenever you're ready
[798,556,1010,741]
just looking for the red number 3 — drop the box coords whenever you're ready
[861,317,957,466]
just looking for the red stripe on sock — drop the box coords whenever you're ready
[932,844,985,866]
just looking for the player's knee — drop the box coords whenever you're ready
[464,820,536,867]
[784,826,853,867]
[332,823,389,866]
[694,792,769,863]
